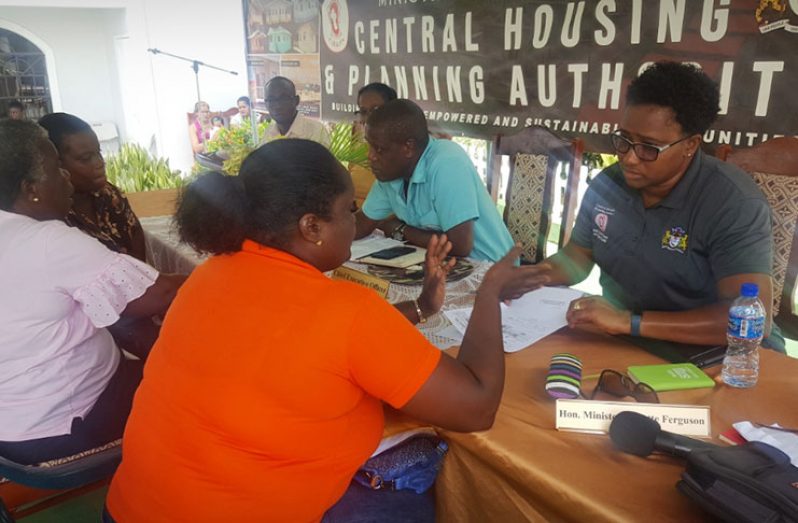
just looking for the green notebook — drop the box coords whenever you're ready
[627,363,715,392]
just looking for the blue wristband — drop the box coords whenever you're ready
[630,313,642,337]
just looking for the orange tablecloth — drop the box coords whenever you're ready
[387,329,798,522]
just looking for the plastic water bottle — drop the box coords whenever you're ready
[721,283,765,388]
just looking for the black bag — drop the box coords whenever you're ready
[677,441,798,522]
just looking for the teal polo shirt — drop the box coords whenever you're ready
[362,138,514,262]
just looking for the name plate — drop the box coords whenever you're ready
[555,399,711,437]
[331,266,390,298]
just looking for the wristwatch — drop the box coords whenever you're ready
[391,222,407,241]
[630,312,642,337]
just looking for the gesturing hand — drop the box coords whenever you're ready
[480,245,552,301]
[418,234,456,316]
[566,296,631,335]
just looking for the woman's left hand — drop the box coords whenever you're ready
[418,234,456,316]
[565,296,631,335]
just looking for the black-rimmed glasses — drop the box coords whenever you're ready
[589,369,659,403]
[610,131,691,162]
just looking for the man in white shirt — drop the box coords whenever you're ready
[260,76,330,147]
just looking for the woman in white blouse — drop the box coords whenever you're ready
[0,119,184,465]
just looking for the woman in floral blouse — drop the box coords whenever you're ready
[38,112,146,261]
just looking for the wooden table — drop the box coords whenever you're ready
[416,329,798,522]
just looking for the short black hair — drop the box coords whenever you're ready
[626,61,720,136]
[176,139,349,255]
[237,95,251,106]
[8,101,24,111]
[357,83,397,104]
[264,76,296,95]
[0,119,47,210]
[366,99,429,150]
[38,112,93,153]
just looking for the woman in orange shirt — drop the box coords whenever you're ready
[106,139,543,522]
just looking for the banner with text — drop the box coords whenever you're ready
[319,0,796,151]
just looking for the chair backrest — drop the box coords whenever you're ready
[349,164,375,208]
[0,441,121,520]
[493,126,583,263]
[716,137,798,320]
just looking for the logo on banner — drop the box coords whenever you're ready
[322,0,349,53]
[756,0,798,33]
[661,227,689,254]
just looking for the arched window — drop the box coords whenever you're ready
[0,28,52,119]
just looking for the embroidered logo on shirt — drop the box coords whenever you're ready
[661,226,688,253]
[591,205,614,243]
[595,213,609,232]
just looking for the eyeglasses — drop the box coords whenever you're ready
[610,131,691,162]
[589,369,659,403]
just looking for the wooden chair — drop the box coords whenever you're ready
[349,164,376,208]
[716,137,798,339]
[491,126,584,264]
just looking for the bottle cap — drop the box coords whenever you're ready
[740,282,759,297]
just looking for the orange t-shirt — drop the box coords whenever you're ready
[106,241,441,522]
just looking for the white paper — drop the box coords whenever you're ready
[349,234,406,260]
[734,421,798,466]
[443,287,583,353]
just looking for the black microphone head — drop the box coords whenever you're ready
[609,411,661,457]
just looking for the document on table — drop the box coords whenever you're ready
[734,421,798,466]
[349,235,406,260]
[443,287,584,352]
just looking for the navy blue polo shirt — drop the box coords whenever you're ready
[571,151,773,314]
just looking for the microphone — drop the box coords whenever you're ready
[545,353,582,399]
[609,411,717,458]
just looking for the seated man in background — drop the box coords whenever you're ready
[355,99,514,262]
[526,61,783,351]
[260,76,330,147]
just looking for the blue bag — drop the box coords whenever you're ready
[354,435,448,494]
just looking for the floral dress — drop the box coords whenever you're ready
[66,183,142,258]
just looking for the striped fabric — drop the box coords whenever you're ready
[545,353,583,399]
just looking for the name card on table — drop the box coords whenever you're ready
[555,399,711,437]
[331,266,390,298]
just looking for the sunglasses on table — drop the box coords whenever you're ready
[588,369,660,404]
[610,131,692,162]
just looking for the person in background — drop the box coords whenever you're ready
[229,95,252,127]
[38,112,146,262]
[7,100,25,120]
[349,83,397,203]
[354,82,397,132]
[355,99,514,262]
[524,61,783,351]
[188,100,212,154]
[106,138,542,522]
[260,76,330,147]
[0,119,184,465]
[209,115,224,139]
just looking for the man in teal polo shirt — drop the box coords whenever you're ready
[355,99,514,262]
